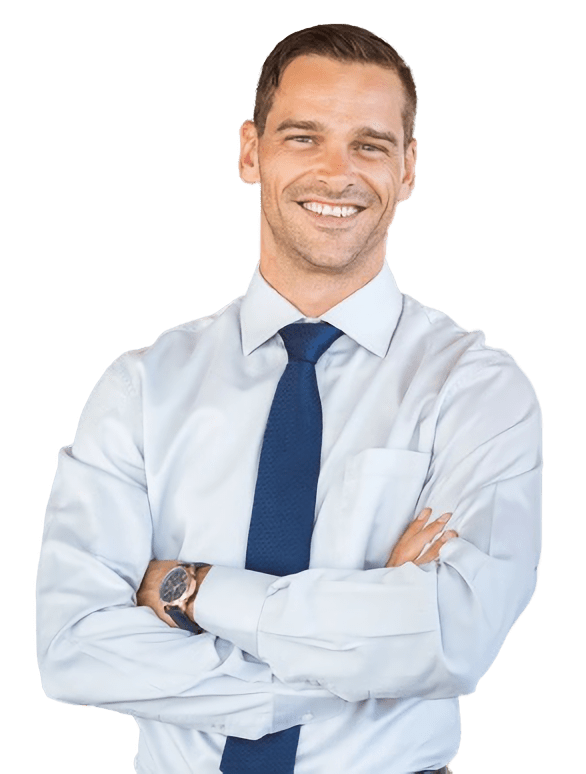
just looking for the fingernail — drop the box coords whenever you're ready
[438,512,452,523]
[417,507,432,520]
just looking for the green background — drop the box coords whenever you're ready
[0,0,572,774]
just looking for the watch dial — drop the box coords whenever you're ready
[160,567,189,603]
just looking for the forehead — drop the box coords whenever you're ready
[267,54,405,137]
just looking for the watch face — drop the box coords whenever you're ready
[160,566,189,603]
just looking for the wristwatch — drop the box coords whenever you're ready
[159,562,211,634]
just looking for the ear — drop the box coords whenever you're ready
[398,139,417,202]
[239,120,260,184]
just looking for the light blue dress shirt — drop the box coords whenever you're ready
[37,260,542,774]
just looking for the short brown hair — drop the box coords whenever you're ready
[253,24,417,149]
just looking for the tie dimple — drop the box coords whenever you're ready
[279,321,344,363]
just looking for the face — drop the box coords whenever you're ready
[240,55,416,278]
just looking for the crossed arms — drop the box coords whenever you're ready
[136,507,458,629]
[36,347,541,737]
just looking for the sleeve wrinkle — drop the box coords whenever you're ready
[479,461,542,491]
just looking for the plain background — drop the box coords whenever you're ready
[2,1,584,771]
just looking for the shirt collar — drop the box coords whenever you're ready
[240,260,403,358]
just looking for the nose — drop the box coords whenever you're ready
[316,141,354,186]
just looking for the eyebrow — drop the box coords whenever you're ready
[355,126,399,147]
[275,119,326,133]
[274,120,399,147]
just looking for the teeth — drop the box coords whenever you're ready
[302,202,360,217]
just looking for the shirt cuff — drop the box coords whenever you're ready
[194,565,279,659]
[438,536,490,579]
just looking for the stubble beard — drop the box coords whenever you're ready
[262,194,394,279]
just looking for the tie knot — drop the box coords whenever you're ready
[279,322,343,364]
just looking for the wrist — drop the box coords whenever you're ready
[187,564,213,621]
[195,564,213,587]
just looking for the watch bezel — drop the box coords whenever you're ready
[159,564,197,606]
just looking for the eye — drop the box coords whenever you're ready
[286,135,314,145]
[359,143,384,154]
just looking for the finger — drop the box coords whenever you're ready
[400,507,433,539]
[415,530,458,565]
[398,513,453,562]
[417,512,452,541]
[385,509,432,566]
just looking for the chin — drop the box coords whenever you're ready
[297,251,359,274]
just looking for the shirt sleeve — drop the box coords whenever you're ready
[195,350,542,703]
[36,354,345,739]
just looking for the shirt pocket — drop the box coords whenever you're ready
[341,448,432,569]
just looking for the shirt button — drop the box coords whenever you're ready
[302,713,313,722]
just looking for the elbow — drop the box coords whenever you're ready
[367,660,479,702]
[435,661,479,698]
[434,629,503,699]
[37,626,87,706]
[365,637,483,701]
[38,660,68,704]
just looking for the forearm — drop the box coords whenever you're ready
[196,357,542,703]
[37,357,344,738]
[37,504,344,738]
[38,596,343,738]
[197,476,539,704]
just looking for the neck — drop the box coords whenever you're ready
[259,247,385,318]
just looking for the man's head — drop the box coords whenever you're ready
[253,24,417,151]
[239,24,418,294]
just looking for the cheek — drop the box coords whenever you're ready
[259,162,288,201]
[356,162,399,200]
[378,163,401,189]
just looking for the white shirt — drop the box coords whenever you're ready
[37,260,542,774]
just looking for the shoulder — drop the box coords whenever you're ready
[101,294,244,391]
[399,293,539,411]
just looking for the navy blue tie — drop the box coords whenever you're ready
[219,321,343,774]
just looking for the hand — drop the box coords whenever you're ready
[136,559,184,628]
[385,507,458,568]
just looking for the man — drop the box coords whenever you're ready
[37,23,541,774]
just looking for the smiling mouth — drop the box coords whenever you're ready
[298,201,365,218]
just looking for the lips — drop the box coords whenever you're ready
[297,200,365,221]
